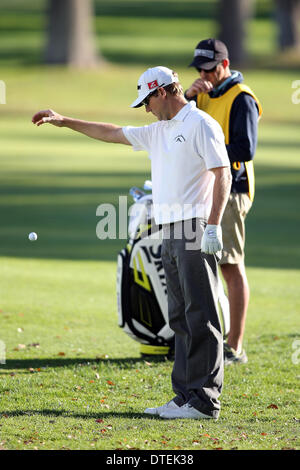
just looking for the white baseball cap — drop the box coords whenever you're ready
[130,66,179,108]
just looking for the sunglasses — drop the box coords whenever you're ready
[142,89,159,106]
[197,63,220,73]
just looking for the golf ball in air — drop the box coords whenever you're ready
[28,232,38,241]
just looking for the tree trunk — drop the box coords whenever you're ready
[275,0,300,50]
[217,0,255,65]
[45,0,101,67]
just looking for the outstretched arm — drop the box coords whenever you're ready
[32,109,131,145]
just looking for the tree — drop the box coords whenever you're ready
[45,0,101,67]
[217,0,255,65]
[274,0,300,50]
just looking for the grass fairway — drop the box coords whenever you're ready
[0,65,299,451]
[0,0,300,452]
[0,261,299,450]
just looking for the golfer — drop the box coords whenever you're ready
[32,66,231,420]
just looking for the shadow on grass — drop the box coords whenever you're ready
[1,1,295,70]
[0,356,172,371]
[0,409,157,420]
[0,0,217,22]
[1,163,300,269]
[4,39,300,71]
[0,47,43,66]
[244,166,300,270]
[0,0,274,25]
[0,170,150,262]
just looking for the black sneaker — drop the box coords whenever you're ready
[224,342,248,365]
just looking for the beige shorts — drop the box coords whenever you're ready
[219,193,252,265]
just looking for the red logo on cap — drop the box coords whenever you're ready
[148,80,158,90]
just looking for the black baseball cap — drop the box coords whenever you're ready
[189,38,228,70]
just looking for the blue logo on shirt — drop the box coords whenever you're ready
[174,135,186,143]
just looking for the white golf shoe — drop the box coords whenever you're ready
[160,403,215,420]
[144,399,180,416]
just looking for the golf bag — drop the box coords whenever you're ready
[116,181,230,357]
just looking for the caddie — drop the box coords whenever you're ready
[185,39,262,365]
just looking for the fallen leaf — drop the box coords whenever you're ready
[267,404,278,409]
[107,380,114,386]
[95,419,104,423]
[58,352,65,356]
[261,432,267,436]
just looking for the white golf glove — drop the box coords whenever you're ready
[201,224,223,255]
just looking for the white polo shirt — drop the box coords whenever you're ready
[123,101,229,225]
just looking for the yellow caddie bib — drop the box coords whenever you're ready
[197,84,262,201]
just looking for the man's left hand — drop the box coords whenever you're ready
[201,224,223,254]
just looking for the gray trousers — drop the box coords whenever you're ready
[161,218,223,419]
